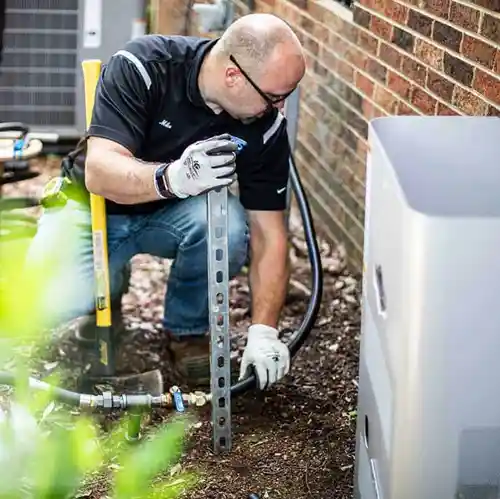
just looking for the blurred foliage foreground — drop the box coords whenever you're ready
[0,217,198,498]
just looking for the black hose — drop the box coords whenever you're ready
[230,150,323,396]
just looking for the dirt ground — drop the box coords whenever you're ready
[2,157,362,499]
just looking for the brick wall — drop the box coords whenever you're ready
[225,0,500,271]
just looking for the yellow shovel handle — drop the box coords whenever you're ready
[81,59,111,327]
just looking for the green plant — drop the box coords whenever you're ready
[0,220,197,498]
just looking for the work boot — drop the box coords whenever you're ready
[164,330,240,390]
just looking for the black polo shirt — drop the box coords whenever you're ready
[87,34,291,214]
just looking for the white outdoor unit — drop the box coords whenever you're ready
[0,0,146,141]
[354,115,500,499]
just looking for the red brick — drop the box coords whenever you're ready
[339,20,359,44]
[357,29,379,56]
[353,6,371,29]
[495,50,500,75]
[379,43,402,70]
[437,102,460,115]
[411,87,438,114]
[307,0,336,25]
[433,20,463,52]
[338,60,355,83]
[408,9,433,37]
[462,35,497,71]
[449,2,480,32]
[427,70,455,102]
[387,71,412,99]
[372,84,398,113]
[313,23,329,43]
[328,32,349,59]
[470,0,500,12]
[298,11,315,32]
[480,14,500,45]
[473,70,500,106]
[384,1,408,23]
[303,33,320,56]
[443,52,474,87]
[453,86,489,114]
[426,0,450,18]
[321,47,337,72]
[371,15,393,41]
[392,26,415,52]
[414,38,444,71]
[344,45,366,69]
[357,0,385,12]
[397,101,418,115]
[355,72,375,98]
[365,58,387,83]
[401,55,427,86]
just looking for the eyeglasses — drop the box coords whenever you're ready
[230,54,295,111]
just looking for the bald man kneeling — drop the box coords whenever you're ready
[26,13,307,391]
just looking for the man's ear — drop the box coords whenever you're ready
[224,66,240,88]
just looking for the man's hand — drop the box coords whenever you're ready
[166,134,238,198]
[239,324,290,390]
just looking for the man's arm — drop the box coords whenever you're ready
[247,209,290,328]
[85,136,161,204]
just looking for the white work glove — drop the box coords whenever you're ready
[165,133,238,198]
[239,324,290,390]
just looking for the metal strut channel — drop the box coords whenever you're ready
[207,185,231,453]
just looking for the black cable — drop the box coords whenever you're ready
[231,149,323,396]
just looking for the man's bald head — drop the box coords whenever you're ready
[200,13,306,122]
[216,13,304,75]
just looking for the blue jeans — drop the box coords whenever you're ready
[25,192,249,337]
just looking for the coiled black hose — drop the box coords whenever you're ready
[231,150,323,396]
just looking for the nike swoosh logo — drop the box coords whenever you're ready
[277,187,287,194]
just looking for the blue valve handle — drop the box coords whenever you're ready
[12,138,25,159]
[170,386,185,412]
[229,135,247,154]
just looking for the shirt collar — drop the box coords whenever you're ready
[186,37,220,111]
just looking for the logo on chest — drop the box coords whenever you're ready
[159,119,172,129]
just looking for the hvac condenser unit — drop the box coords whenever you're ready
[0,0,146,141]
[354,115,500,499]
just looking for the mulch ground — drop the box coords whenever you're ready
[2,156,362,499]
